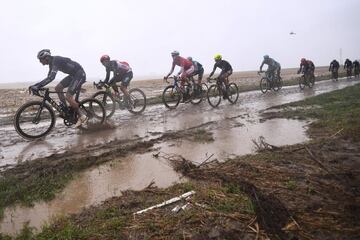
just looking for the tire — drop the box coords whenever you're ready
[190,84,203,105]
[14,101,56,140]
[128,88,146,114]
[79,98,106,127]
[207,84,222,108]
[162,85,181,109]
[308,75,315,88]
[273,77,283,91]
[260,78,269,93]
[92,91,116,118]
[299,76,306,90]
[227,83,239,104]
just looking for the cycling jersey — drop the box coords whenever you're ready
[172,56,193,70]
[260,58,280,71]
[35,56,85,88]
[299,60,315,73]
[353,60,360,68]
[192,61,203,72]
[344,59,353,69]
[209,60,233,78]
[104,60,132,84]
[329,60,340,71]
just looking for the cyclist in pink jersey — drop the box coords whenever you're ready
[164,51,194,87]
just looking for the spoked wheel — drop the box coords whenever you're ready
[207,84,222,108]
[162,85,181,109]
[79,98,106,128]
[14,101,56,140]
[127,88,146,114]
[308,75,315,88]
[227,83,239,104]
[92,91,116,118]
[273,77,283,91]
[260,78,269,93]
[190,84,203,105]
[299,76,306,90]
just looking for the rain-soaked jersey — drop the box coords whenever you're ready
[104,60,132,82]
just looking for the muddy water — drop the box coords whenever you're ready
[0,78,359,235]
[0,152,183,234]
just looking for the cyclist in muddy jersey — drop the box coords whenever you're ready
[30,49,87,127]
[100,55,133,100]
[259,55,281,80]
[329,60,339,72]
[353,60,360,69]
[344,59,353,70]
[298,58,315,75]
[164,51,195,87]
[208,54,233,86]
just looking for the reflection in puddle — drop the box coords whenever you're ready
[0,152,183,235]
[158,118,309,163]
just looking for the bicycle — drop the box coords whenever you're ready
[353,66,359,78]
[258,71,283,93]
[14,88,106,140]
[206,77,239,108]
[330,68,339,81]
[162,75,207,109]
[92,81,146,118]
[298,71,315,90]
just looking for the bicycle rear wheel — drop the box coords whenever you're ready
[308,75,315,88]
[79,98,106,128]
[14,101,55,140]
[128,88,146,114]
[207,84,221,108]
[227,83,239,104]
[162,85,181,109]
[273,77,283,91]
[92,91,116,118]
[260,78,269,93]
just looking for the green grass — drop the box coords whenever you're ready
[272,83,360,140]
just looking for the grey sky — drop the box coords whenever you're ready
[0,0,359,83]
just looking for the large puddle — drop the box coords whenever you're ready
[0,118,309,235]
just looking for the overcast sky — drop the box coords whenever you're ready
[0,0,359,84]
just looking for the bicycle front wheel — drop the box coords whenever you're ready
[260,78,269,93]
[14,101,56,140]
[128,88,147,114]
[299,76,306,90]
[162,85,181,109]
[79,98,106,127]
[207,84,222,108]
[92,91,116,118]
[190,84,203,105]
[227,83,239,104]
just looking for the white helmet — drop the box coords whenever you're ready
[37,49,51,59]
[171,50,179,56]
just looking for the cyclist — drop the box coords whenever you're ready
[164,51,194,89]
[30,49,87,128]
[344,58,353,77]
[297,58,315,78]
[353,60,360,76]
[329,59,340,80]
[207,54,233,87]
[259,55,281,81]
[187,56,204,85]
[100,55,133,105]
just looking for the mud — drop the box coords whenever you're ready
[0,77,360,236]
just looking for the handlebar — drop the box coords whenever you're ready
[93,80,110,89]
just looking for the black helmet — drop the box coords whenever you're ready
[37,49,51,59]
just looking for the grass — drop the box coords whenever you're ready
[267,83,360,140]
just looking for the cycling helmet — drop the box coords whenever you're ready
[171,50,179,57]
[100,55,110,63]
[187,56,193,61]
[301,58,306,64]
[263,55,269,60]
[214,54,222,61]
[37,49,51,59]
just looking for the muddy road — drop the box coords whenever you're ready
[0,77,359,235]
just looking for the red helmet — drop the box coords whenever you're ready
[301,58,306,64]
[100,55,110,63]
